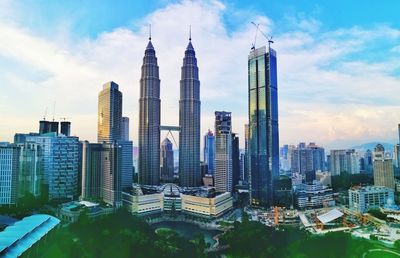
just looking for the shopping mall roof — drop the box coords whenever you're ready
[0,214,60,257]
[317,209,344,224]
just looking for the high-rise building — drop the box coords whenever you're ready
[244,124,249,182]
[161,138,174,182]
[373,144,395,190]
[329,149,360,175]
[60,121,71,136]
[232,133,240,189]
[101,143,122,206]
[364,149,373,174]
[214,111,232,193]
[248,45,279,207]
[120,141,133,189]
[138,37,161,186]
[308,143,325,171]
[0,143,20,204]
[393,144,400,177]
[98,81,123,143]
[16,141,43,197]
[121,117,129,141]
[179,37,201,187]
[203,130,215,175]
[81,141,103,200]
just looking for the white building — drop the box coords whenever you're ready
[349,185,394,213]
[0,143,20,204]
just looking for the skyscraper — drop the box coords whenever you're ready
[244,124,249,182]
[214,111,232,193]
[179,36,201,187]
[203,130,215,175]
[373,144,395,190]
[232,133,240,189]
[102,143,122,206]
[81,141,103,200]
[161,138,174,182]
[98,81,122,143]
[121,117,129,141]
[248,45,279,207]
[138,37,161,186]
[0,143,20,204]
[329,149,360,175]
[17,141,43,197]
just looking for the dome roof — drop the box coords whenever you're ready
[161,183,181,197]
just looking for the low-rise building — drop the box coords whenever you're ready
[348,185,394,213]
[122,183,233,218]
[59,201,114,223]
[296,181,336,209]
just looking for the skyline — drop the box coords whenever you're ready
[1,0,400,150]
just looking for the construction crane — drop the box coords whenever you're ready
[251,22,274,49]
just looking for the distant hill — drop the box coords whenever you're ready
[352,142,394,151]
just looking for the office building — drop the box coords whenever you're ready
[121,117,129,141]
[161,138,174,182]
[98,81,122,143]
[373,144,395,190]
[81,141,103,200]
[214,111,232,193]
[0,143,20,204]
[138,37,161,186]
[296,182,335,209]
[329,149,360,175]
[349,186,394,213]
[248,45,279,207]
[203,130,215,175]
[17,141,43,197]
[60,121,71,136]
[16,133,79,201]
[120,141,133,189]
[101,143,122,206]
[232,133,240,189]
[179,37,201,187]
[243,124,249,182]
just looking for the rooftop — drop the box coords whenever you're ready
[317,209,344,224]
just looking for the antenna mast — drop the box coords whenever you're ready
[148,24,152,40]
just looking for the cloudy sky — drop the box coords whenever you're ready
[1,0,400,150]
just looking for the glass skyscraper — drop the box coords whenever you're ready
[203,130,215,175]
[248,46,279,207]
[179,37,201,187]
[138,38,161,186]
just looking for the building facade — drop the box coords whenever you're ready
[179,38,201,187]
[81,141,103,200]
[203,130,215,175]
[16,141,42,197]
[248,46,279,207]
[373,144,395,190]
[121,116,129,141]
[101,143,122,207]
[214,111,232,193]
[232,133,240,189]
[161,138,174,182]
[329,149,360,175]
[349,186,394,213]
[98,81,122,143]
[0,143,20,204]
[138,38,161,186]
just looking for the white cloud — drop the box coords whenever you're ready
[0,0,400,151]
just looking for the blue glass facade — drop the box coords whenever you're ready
[203,130,215,175]
[248,46,279,207]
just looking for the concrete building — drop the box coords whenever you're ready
[248,45,279,207]
[203,130,215,175]
[101,143,122,207]
[0,143,20,204]
[98,81,122,143]
[296,182,335,209]
[59,201,114,223]
[214,111,232,193]
[122,184,233,218]
[373,144,395,190]
[329,149,360,175]
[138,37,161,186]
[232,133,240,189]
[161,138,174,182]
[179,37,201,187]
[349,186,394,213]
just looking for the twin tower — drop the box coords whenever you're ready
[138,35,201,187]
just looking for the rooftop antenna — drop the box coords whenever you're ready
[189,25,192,41]
[43,107,47,120]
[148,23,152,41]
[52,101,56,121]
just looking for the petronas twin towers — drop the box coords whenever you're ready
[138,34,201,187]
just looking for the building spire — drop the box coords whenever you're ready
[148,24,152,41]
[189,25,191,41]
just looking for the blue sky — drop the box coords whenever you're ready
[1,0,400,150]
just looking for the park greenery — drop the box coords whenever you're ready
[20,210,400,258]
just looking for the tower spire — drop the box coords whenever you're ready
[189,25,191,41]
[149,24,152,41]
